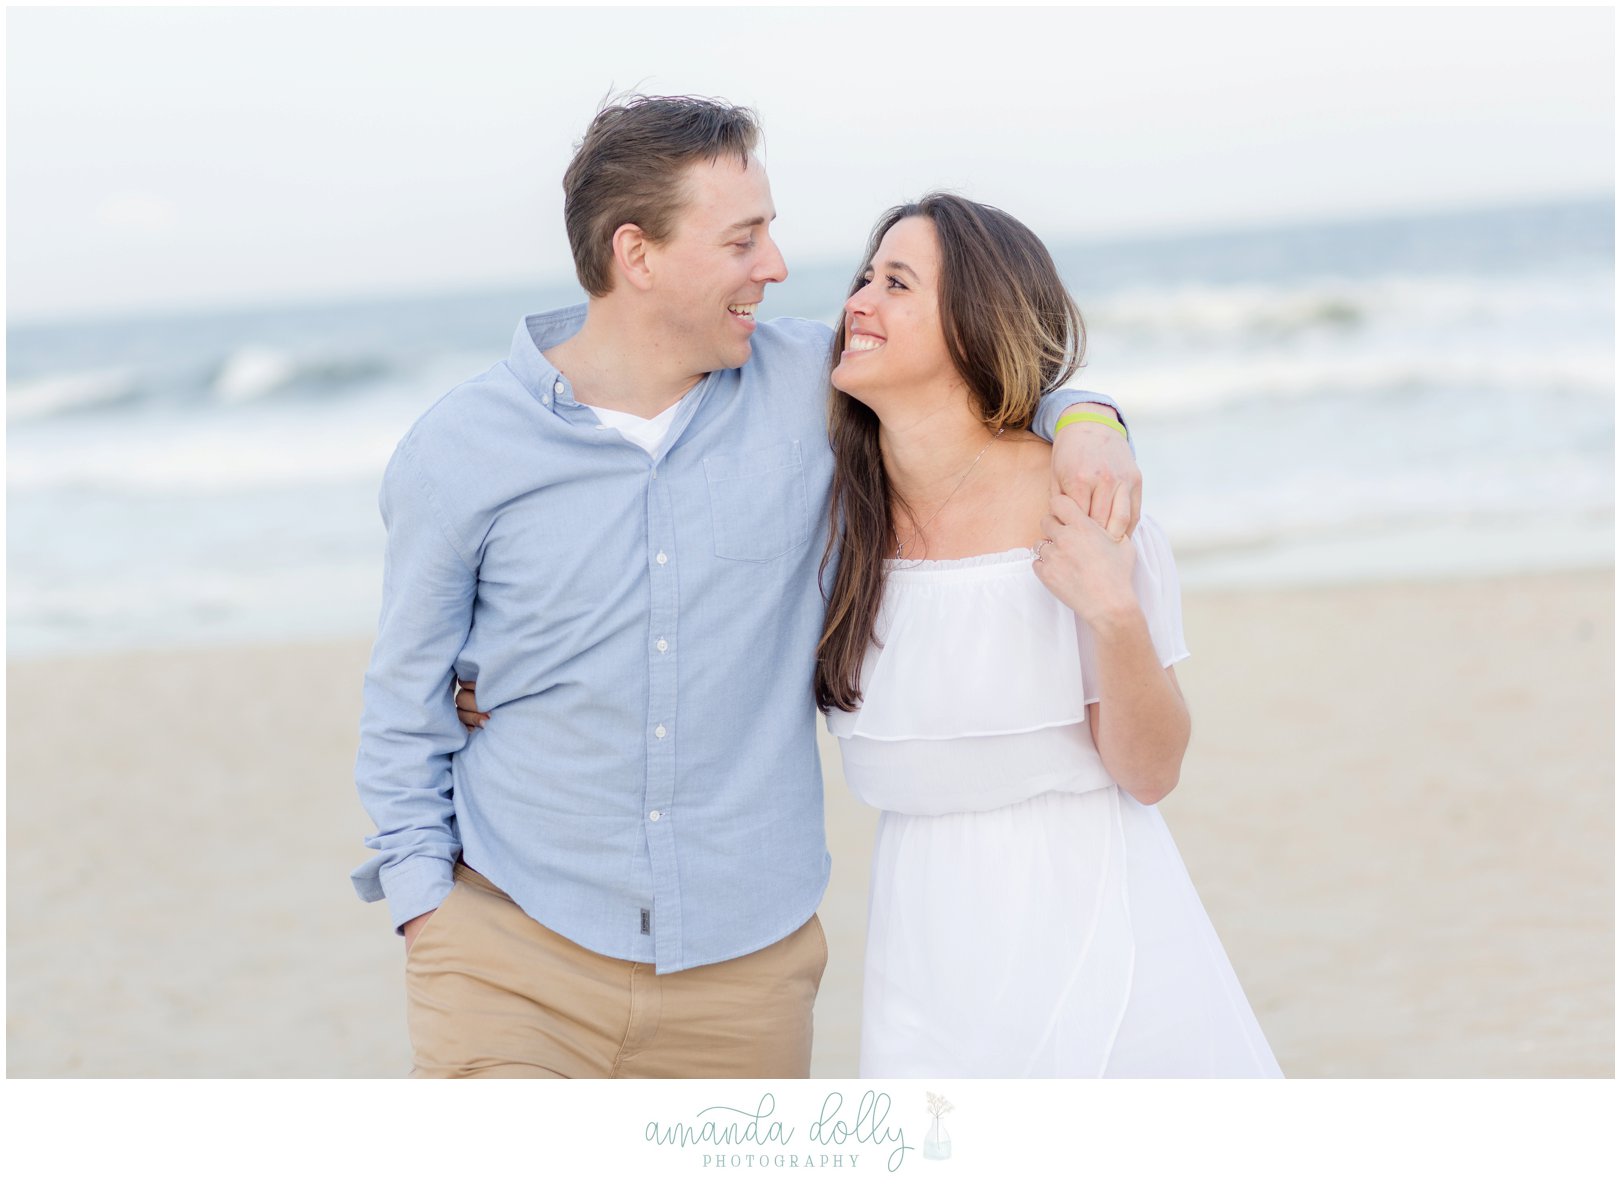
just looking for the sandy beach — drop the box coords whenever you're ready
[6,568,1612,1078]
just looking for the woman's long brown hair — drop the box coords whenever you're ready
[815,193,1086,713]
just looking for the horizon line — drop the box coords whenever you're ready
[9,188,1612,331]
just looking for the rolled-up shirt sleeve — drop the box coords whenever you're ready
[351,434,477,932]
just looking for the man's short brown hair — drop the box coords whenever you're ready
[563,94,762,297]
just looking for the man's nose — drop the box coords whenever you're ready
[755,234,788,284]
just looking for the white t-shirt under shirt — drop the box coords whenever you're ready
[585,398,684,455]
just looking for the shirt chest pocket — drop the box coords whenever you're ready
[703,442,812,562]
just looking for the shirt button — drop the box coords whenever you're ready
[552,381,564,395]
[654,724,667,739]
[648,810,662,822]
[656,638,668,653]
[656,551,668,565]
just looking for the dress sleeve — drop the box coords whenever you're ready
[1076,512,1190,705]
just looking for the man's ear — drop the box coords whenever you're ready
[611,223,656,293]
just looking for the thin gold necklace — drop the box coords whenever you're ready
[893,428,1004,560]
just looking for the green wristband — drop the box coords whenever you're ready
[1055,408,1128,439]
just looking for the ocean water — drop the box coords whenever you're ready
[6,197,1613,657]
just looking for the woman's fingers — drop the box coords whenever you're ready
[1089,480,1115,524]
[454,680,488,730]
[1106,483,1133,542]
[1047,491,1084,528]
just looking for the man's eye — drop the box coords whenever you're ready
[734,240,755,250]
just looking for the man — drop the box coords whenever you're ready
[352,94,1142,1078]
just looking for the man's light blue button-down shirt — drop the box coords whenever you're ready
[352,304,1121,973]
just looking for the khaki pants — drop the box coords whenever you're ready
[405,862,828,1078]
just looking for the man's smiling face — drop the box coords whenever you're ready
[644,153,788,374]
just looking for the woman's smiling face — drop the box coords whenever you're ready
[830,216,963,409]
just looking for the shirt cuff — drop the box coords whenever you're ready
[376,854,457,935]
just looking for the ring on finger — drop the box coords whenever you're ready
[1034,537,1054,563]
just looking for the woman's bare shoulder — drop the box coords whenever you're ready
[999,432,1054,529]
[1005,430,1051,465]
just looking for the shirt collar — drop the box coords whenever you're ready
[508,304,588,410]
[507,302,726,425]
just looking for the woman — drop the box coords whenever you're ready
[817,193,1280,1077]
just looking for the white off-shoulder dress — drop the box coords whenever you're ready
[826,517,1282,1078]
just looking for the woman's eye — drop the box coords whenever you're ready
[857,272,905,292]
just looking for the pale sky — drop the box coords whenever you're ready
[6,4,1613,321]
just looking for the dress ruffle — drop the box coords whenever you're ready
[826,516,1189,744]
[827,551,1087,741]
